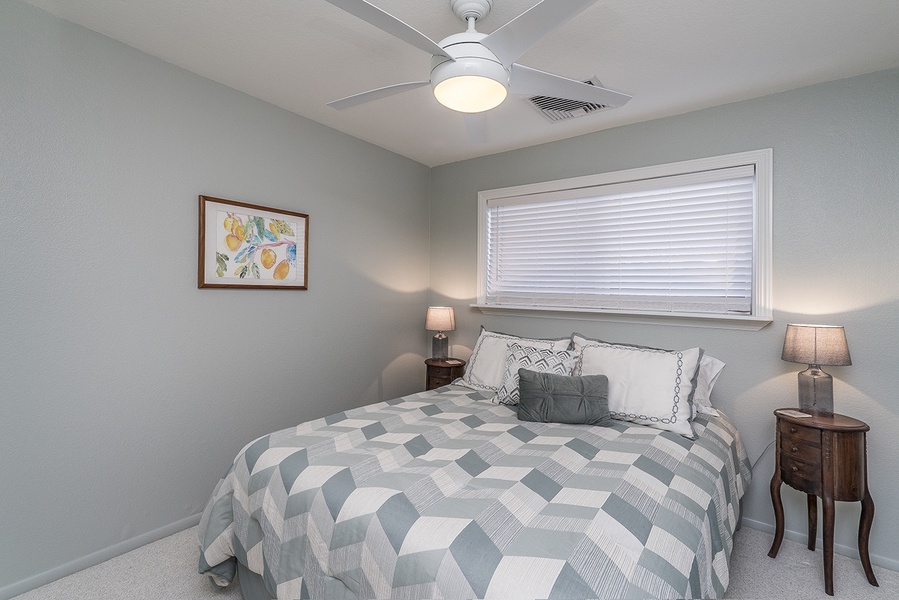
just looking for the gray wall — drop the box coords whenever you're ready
[3,0,899,596]
[0,2,430,596]
[430,69,899,569]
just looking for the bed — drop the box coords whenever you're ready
[199,330,751,600]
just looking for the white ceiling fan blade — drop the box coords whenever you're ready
[509,64,632,107]
[481,0,599,67]
[328,81,430,110]
[322,0,450,58]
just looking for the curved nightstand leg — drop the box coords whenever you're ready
[859,489,879,587]
[807,494,817,551]
[822,493,835,596]
[768,471,784,558]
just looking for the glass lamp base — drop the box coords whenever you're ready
[431,333,448,360]
[797,366,834,414]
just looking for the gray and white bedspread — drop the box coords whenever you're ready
[199,385,751,599]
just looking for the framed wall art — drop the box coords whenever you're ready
[198,195,309,289]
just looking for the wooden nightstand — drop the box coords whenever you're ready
[425,358,466,391]
[768,408,878,595]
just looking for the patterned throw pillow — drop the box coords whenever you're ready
[494,342,579,405]
[458,327,571,392]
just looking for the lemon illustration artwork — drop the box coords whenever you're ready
[261,248,277,270]
[224,234,242,252]
[273,259,290,280]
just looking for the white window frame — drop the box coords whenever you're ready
[475,149,773,330]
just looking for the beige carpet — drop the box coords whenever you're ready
[12,525,897,599]
[725,527,896,599]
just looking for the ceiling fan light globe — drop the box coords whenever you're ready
[431,53,508,113]
[434,75,507,113]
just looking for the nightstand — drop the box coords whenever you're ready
[425,358,466,390]
[768,408,878,595]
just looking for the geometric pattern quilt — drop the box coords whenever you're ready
[199,385,751,599]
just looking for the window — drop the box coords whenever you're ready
[476,150,772,328]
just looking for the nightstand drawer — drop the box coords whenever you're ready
[780,439,820,464]
[778,420,820,446]
[428,375,453,389]
[428,365,454,377]
[781,455,821,494]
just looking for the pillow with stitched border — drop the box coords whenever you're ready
[574,341,703,438]
[494,342,579,405]
[517,370,611,425]
[571,332,602,353]
[575,333,723,420]
[458,327,571,392]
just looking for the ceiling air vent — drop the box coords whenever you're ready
[528,77,614,123]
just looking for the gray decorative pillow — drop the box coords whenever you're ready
[517,370,611,425]
[494,343,578,405]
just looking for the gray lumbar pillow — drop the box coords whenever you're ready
[517,369,611,425]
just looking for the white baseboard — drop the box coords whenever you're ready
[740,517,899,573]
[0,513,202,600]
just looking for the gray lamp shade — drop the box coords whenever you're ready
[781,324,851,366]
[781,324,850,414]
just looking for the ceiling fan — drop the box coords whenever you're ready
[323,0,632,114]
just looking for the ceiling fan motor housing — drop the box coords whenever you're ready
[430,32,509,112]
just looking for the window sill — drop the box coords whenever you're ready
[472,304,773,331]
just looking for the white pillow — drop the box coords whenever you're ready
[575,341,703,438]
[494,343,579,405]
[693,355,725,417]
[576,334,723,418]
[459,327,571,392]
[571,332,601,353]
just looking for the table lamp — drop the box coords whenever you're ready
[425,307,455,360]
[781,324,851,414]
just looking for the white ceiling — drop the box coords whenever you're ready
[22,0,899,167]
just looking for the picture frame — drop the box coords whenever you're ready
[198,195,308,289]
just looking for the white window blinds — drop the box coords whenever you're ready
[484,165,756,315]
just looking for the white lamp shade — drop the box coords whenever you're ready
[782,324,851,366]
[425,307,456,332]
